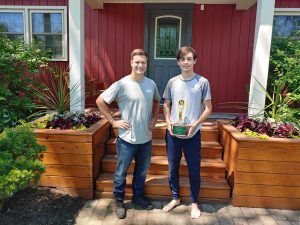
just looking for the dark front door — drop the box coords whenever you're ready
[145,4,193,97]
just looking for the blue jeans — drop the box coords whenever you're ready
[113,137,152,200]
[165,130,201,203]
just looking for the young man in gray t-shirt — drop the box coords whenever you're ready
[96,49,160,219]
[162,46,212,219]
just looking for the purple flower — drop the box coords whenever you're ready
[232,116,299,138]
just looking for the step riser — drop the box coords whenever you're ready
[101,162,225,178]
[111,128,219,142]
[96,185,230,199]
[107,144,222,159]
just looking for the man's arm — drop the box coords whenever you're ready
[163,99,174,135]
[96,96,130,129]
[149,100,160,130]
[187,99,212,136]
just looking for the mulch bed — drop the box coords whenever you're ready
[0,187,86,225]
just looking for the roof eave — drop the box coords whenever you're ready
[84,0,257,10]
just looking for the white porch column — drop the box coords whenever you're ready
[69,0,85,112]
[248,0,275,117]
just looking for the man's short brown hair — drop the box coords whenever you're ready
[176,46,197,61]
[131,49,148,59]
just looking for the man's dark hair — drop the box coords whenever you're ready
[176,46,197,61]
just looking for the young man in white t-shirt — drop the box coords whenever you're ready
[96,49,160,219]
[162,46,212,219]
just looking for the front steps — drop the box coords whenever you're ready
[95,120,231,202]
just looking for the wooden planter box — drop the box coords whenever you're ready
[219,122,300,209]
[34,119,110,199]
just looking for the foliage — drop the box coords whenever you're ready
[33,66,81,115]
[231,114,300,138]
[274,104,300,130]
[242,129,269,139]
[253,77,300,129]
[269,38,300,95]
[34,111,102,130]
[0,122,46,201]
[0,35,51,131]
[265,37,300,128]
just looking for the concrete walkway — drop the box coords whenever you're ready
[75,198,300,225]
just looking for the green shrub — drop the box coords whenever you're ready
[0,35,51,131]
[269,38,300,95]
[264,37,300,128]
[0,122,46,202]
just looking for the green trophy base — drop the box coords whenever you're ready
[172,123,188,136]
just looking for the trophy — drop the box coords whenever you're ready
[172,99,188,136]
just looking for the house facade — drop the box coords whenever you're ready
[0,0,299,114]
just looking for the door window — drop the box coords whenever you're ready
[155,16,181,59]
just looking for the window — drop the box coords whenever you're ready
[155,16,181,59]
[273,9,300,39]
[0,11,24,40]
[31,12,63,59]
[0,6,67,61]
[273,16,300,38]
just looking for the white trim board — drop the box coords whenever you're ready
[275,8,300,15]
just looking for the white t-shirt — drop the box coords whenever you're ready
[163,74,211,138]
[101,75,160,144]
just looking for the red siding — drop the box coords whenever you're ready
[276,0,300,7]
[84,3,144,86]
[191,0,299,112]
[192,4,257,113]
[1,0,299,111]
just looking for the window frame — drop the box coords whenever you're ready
[0,5,67,61]
[274,8,300,16]
[154,15,182,60]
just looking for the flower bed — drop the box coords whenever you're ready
[35,111,102,130]
[231,114,299,138]
[34,117,110,199]
[219,121,300,209]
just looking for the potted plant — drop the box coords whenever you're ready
[219,86,300,209]
[219,37,300,209]
[32,66,110,199]
[219,118,300,210]
[219,78,300,209]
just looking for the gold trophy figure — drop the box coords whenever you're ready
[173,99,187,135]
[178,99,184,124]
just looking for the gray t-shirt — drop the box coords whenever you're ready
[163,74,211,138]
[101,75,160,144]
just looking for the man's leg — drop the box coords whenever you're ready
[113,137,136,219]
[165,130,183,201]
[183,131,201,218]
[131,140,153,209]
[132,140,152,197]
[113,137,136,199]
